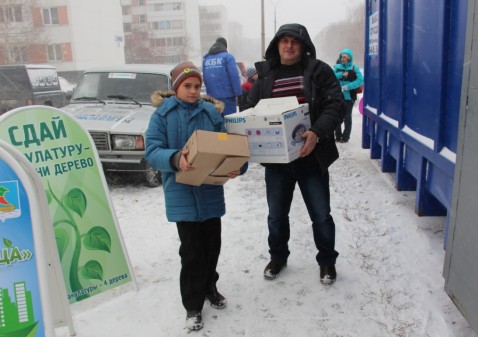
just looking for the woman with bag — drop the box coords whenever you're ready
[333,48,364,143]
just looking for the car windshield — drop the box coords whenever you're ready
[0,68,31,93]
[26,68,60,91]
[71,71,169,104]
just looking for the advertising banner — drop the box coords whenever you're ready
[0,106,134,304]
[0,162,46,337]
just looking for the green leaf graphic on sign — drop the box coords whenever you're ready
[83,226,111,253]
[46,189,52,204]
[81,260,103,281]
[1,320,38,337]
[3,238,12,248]
[54,227,70,260]
[63,188,87,218]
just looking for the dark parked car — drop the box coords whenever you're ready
[0,64,66,115]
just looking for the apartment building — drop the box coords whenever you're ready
[199,5,228,56]
[0,1,231,74]
[122,0,202,65]
[0,0,125,73]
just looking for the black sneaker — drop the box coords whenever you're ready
[320,265,337,285]
[205,286,227,309]
[340,138,349,143]
[264,260,287,280]
[185,311,203,331]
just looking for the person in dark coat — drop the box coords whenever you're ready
[202,37,243,116]
[145,61,247,332]
[247,23,345,284]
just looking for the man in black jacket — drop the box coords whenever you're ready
[248,23,345,284]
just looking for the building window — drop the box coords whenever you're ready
[11,47,28,63]
[150,20,182,31]
[149,4,160,11]
[159,21,170,30]
[207,13,220,19]
[43,8,59,25]
[137,0,145,6]
[172,3,183,10]
[172,37,184,47]
[122,6,131,15]
[138,15,146,23]
[149,21,158,30]
[203,23,222,32]
[0,5,23,22]
[158,55,180,64]
[151,38,166,48]
[171,20,183,29]
[47,44,63,61]
[156,2,183,12]
[151,37,185,48]
[124,23,131,32]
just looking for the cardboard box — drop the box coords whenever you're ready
[224,97,311,163]
[175,130,250,186]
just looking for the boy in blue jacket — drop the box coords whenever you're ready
[145,61,246,332]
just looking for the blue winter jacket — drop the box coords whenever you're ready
[202,43,243,100]
[145,92,229,222]
[333,48,364,101]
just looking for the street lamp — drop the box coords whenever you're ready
[270,0,284,33]
[261,0,284,58]
[261,0,265,58]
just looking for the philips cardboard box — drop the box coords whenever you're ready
[225,97,310,163]
[175,130,250,186]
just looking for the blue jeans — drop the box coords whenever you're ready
[220,97,238,116]
[265,156,339,266]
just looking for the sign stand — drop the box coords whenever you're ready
[0,106,137,306]
[0,139,75,336]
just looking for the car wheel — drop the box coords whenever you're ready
[145,168,161,187]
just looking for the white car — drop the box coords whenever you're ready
[62,64,172,187]
[58,76,76,103]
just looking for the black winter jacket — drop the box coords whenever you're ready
[247,24,345,173]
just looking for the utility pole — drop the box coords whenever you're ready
[271,0,283,33]
[261,0,265,59]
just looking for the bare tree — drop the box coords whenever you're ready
[174,36,195,63]
[0,0,48,64]
[124,25,154,64]
[314,2,365,68]
[125,25,195,64]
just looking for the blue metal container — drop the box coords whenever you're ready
[363,0,468,241]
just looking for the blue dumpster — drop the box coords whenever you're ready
[362,0,468,243]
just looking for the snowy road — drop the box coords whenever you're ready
[61,108,477,337]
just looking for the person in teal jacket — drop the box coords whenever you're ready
[145,61,247,332]
[333,48,364,142]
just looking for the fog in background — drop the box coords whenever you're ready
[199,0,365,68]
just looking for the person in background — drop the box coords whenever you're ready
[202,37,243,115]
[238,67,258,111]
[145,61,247,332]
[333,48,364,143]
[248,23,345,284]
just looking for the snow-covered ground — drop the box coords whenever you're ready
[59,105,477,337]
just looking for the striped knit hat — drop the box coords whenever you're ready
[245,67,257,79]
[170,62,202,92]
